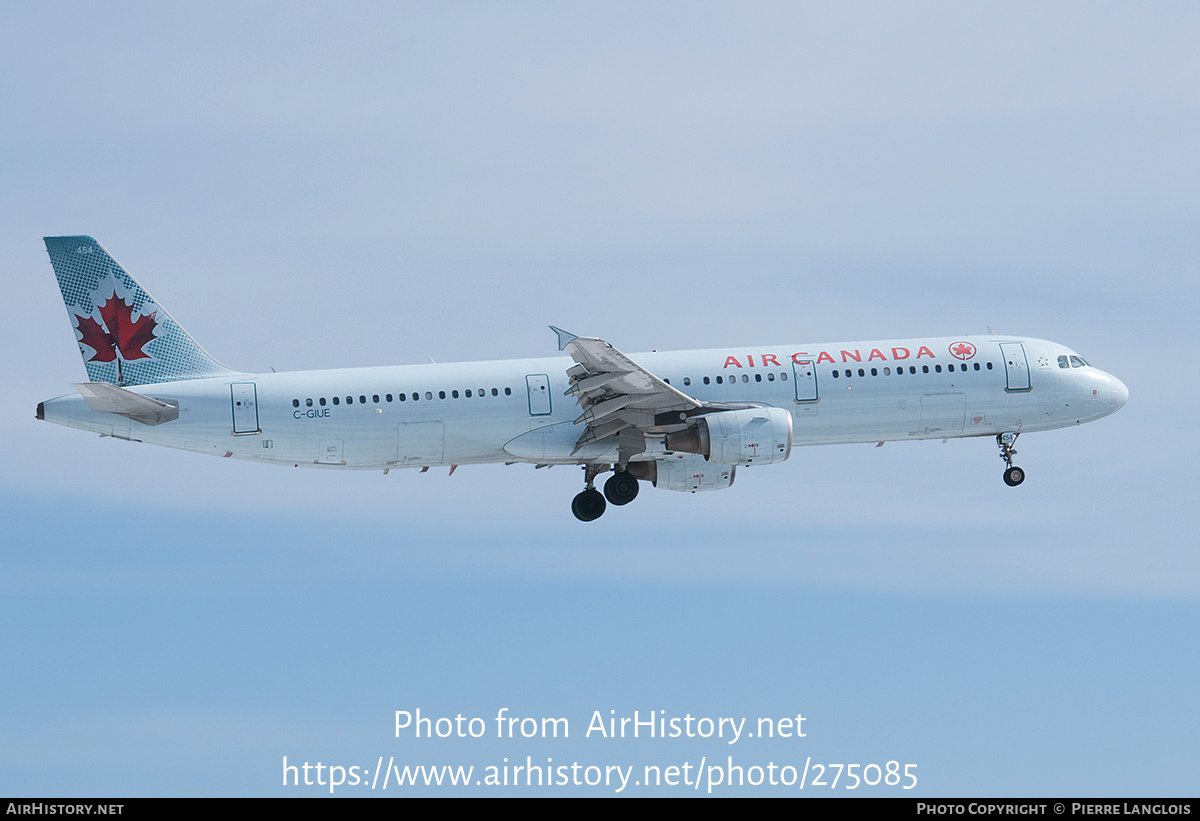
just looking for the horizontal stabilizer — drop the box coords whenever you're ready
[76,382,179,426]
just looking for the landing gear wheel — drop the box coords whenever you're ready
[996,433,1023,487]
[1003,466,1025,487]
[604,471,639,506]
[571,488,607,522]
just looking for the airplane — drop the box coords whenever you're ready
[36,236,1129,521]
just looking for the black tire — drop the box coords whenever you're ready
[571,488,607,521]
[604,471,639,506]
[1003,466,1025,487]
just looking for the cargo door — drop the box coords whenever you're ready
[399,421,445,465]
[317,439,344,465]
[920,392,966,436]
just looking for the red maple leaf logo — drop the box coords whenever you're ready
[949,341,976,360]
[74,292,157,363]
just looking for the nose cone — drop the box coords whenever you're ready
[1110,376,1129,412]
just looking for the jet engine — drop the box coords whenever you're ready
[664,407,792,466]
[627,455,736,492]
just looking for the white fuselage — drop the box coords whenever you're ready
[40,335,1127,471]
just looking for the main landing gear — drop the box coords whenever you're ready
[571,487,606,522]
[604,470,639,506]
[997,432,1025,486]
[571,465,639,521]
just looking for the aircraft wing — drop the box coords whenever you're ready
[563,336,705,454]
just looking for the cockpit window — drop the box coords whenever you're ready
[1058,355,1070,369]
[1069,355,1088,368]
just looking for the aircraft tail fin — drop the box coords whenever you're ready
[44,236,238,386]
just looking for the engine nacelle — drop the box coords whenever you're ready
[665,407,792,466]
[631,454,735,492]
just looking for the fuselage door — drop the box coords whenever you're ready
[399,421,445,465]
[999,342,1032,392]
[791,359,818,402]
[317,439,344,465]
[920,392,966,436]
[526,373,552,416]
[231,381,261,434]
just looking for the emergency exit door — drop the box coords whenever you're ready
[791,359,818,402]
[526,374,552,415]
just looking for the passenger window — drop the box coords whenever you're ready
[452,390,459,399]
[425,391,432,400]
[305,398,313,407]
[319,397,327,406]
[504,388,511,396]
[683,377,691,386]
[935,365,942,373]
[438,391,446,400]
[703,376,711,385]
[767,373,775,381]
[332,396,340,405]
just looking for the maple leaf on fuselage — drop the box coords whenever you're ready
[74,292,158,363]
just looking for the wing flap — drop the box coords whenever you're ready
[563,336,705,451]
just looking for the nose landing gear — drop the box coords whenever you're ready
[997,432,1024,486]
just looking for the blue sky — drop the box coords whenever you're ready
[2,2,1197,796]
